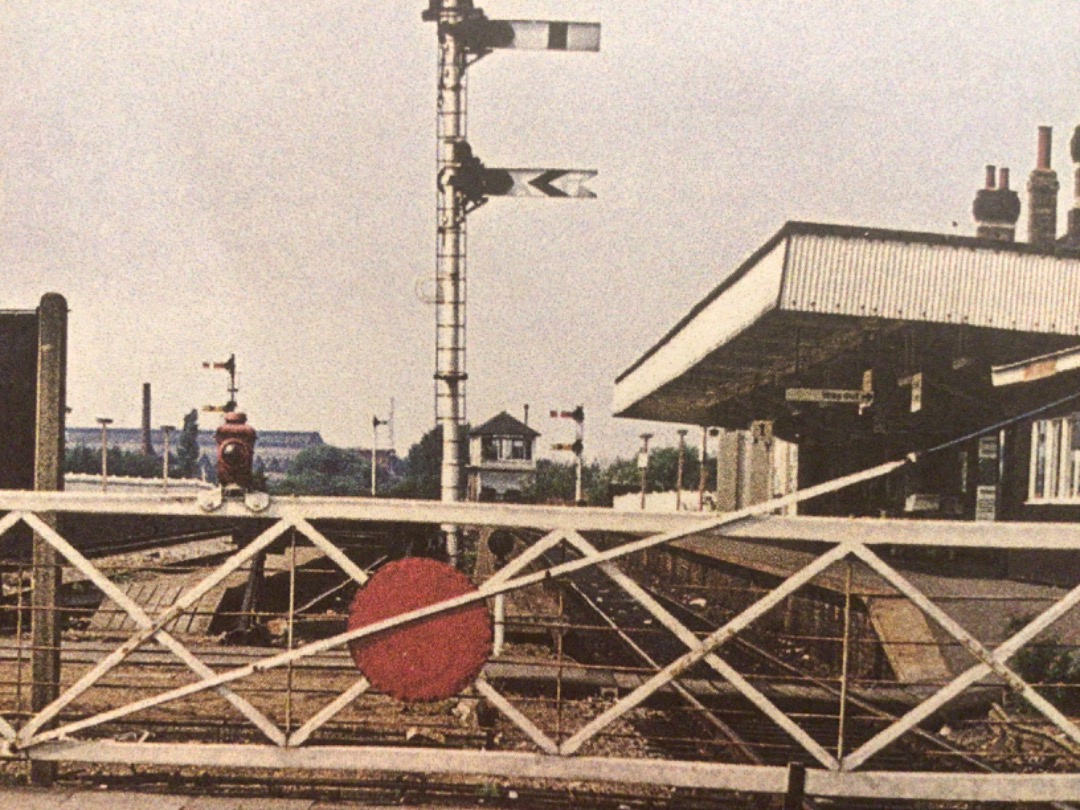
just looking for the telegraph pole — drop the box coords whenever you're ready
[424,2,599,563]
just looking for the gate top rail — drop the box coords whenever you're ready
[2,489,1080,549]
[0,488,713,533]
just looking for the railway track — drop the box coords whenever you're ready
[518,530,1010,777]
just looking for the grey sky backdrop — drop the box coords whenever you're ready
[3,2,1080,460]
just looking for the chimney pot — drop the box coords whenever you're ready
[985,164,997,189]
[1066,126,1080,247]
[1038,126,1053,170]
[974,164,1020,242]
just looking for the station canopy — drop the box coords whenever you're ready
[614,221,1080,428]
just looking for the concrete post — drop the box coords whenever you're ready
[698,426,708,511]
[734,431,748,509]
[31,292,66,787]
[161,425,174,491]
[97,417,112,491]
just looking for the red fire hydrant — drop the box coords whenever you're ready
[215,411,257,490]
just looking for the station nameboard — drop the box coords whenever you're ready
[785,388,871,406]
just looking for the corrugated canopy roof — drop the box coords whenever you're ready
[614,221,1080,426]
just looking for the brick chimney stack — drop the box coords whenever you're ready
[142,382,153,455]
[973,164,1021,241]
[1066,125,1080,247]
[1027,126,1060,248]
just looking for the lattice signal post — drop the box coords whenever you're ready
[551,405,585,504]
[423,1,599,562]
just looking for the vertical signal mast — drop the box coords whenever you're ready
[423,1,599,561]
[428,0,469,521]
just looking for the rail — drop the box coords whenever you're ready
[1,486,1080,804]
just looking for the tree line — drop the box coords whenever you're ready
[66,419,708,506]
[527,445,715,506]
[275,428,712,505]
[65,409,202,479]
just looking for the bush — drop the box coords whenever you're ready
[1008,615,1080,709]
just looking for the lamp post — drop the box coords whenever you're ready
[709,428,722,507]
[675,429,688,511]
[638,432,653,511]
[160,425,175,491]
[371,415,387,496]
[96,417,113,492]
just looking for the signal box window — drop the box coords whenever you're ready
[480,436,531,462]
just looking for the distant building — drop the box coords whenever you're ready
[64,473,212,494]
[66,425,326,482]
[467,411,539,502]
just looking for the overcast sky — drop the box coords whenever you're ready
[3,2,1080,459]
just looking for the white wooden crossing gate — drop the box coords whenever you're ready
[2,480,1080,804]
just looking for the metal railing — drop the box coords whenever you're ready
[2,486,1080,804]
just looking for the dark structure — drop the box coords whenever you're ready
[0,309,42,490]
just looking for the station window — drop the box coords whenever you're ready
[1029,414,1080,501]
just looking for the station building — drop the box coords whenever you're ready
[614,127,1080,587]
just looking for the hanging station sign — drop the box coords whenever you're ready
[785,388,873,406]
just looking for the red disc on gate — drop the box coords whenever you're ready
[347,557,492,702]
